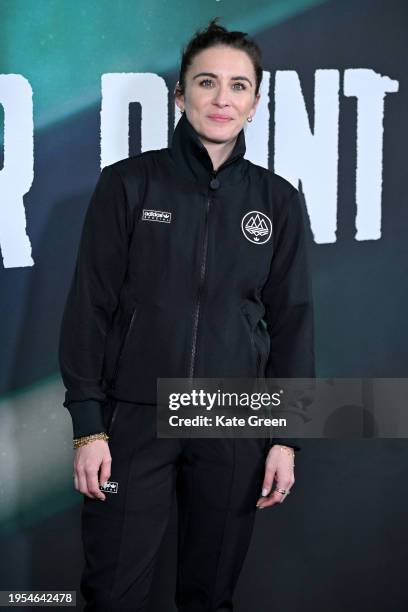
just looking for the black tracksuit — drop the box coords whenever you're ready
[58,112,315,448]
[58,112,315,611]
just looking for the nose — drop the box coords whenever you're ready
[212,82,231,107]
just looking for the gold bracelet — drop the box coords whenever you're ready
[73,432,109,449]
[274,444,296,463]
[277,444,295,456]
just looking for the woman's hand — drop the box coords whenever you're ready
[73,440,112,500]
[256,445,295,509]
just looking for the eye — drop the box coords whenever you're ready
[233,82,246,90]
[199,78,214,87]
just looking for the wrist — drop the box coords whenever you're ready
[73,432,110,449]
[271,444,296,460]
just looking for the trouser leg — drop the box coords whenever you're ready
[80,400,180,612]
[175,437,268,612]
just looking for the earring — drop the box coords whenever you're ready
[247,116,253,122]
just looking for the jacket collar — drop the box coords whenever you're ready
[169,111,247,189]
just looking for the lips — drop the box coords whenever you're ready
[208,115,232,122]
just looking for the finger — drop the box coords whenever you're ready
[86,468,106,500]
[259,463,277,500]
[256,476,294,508]
[77,469,92,498]
[99,456,112,488]
[257,490,289,509]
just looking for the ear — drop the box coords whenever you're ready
[251,92,261,113]
[174,81,184,112]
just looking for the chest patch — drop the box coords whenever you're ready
[241,210,272,244]
[142,209,172,223]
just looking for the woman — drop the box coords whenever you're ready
[59,18,315,612]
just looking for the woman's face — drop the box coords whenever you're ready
[176,44,260,145]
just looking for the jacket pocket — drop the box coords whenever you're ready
[240,306,266,377]
[110,304,140,389]
[107,400,120,436]
[256,320,270,378]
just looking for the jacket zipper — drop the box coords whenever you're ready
[188,175,215,378]
[110,305,138,390]
[187,151,244,378]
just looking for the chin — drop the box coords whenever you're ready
[205,119,234,133]
[204,128,233,144]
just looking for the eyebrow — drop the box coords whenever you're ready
[192,71,253,87]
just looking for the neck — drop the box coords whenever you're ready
[169,111,247,188]
[199,137,238,173]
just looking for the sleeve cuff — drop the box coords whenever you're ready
[64,400,107,438]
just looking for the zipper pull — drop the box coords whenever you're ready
[209,170,220,190]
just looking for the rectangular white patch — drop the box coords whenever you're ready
[99,480,119,494]
[142,209,172,223]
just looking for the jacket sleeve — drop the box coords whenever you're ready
[58,165,131,438]
[261,187,315,452]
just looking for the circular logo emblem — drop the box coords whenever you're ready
[241,210,272,245]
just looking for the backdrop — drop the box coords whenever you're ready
[1,1,407,611]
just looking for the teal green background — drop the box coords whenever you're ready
[1,2,407,610]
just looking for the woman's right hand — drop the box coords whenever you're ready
[73,440,112,500]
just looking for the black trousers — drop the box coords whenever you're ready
[80,399,269,611]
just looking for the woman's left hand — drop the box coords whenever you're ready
[256,444,295,509]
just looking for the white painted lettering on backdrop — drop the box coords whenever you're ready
[0,75,34,268]
[0,69,400,268]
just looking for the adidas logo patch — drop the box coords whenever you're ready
[142,209,172,223]
[99,480,119,494]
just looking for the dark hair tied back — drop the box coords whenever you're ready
[177,17,263,98]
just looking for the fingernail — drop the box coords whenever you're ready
[257,505,264,510]
[261,488,268,497]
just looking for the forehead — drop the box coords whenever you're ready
[189,45,254,76]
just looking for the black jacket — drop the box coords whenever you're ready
[58,112,315,450]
